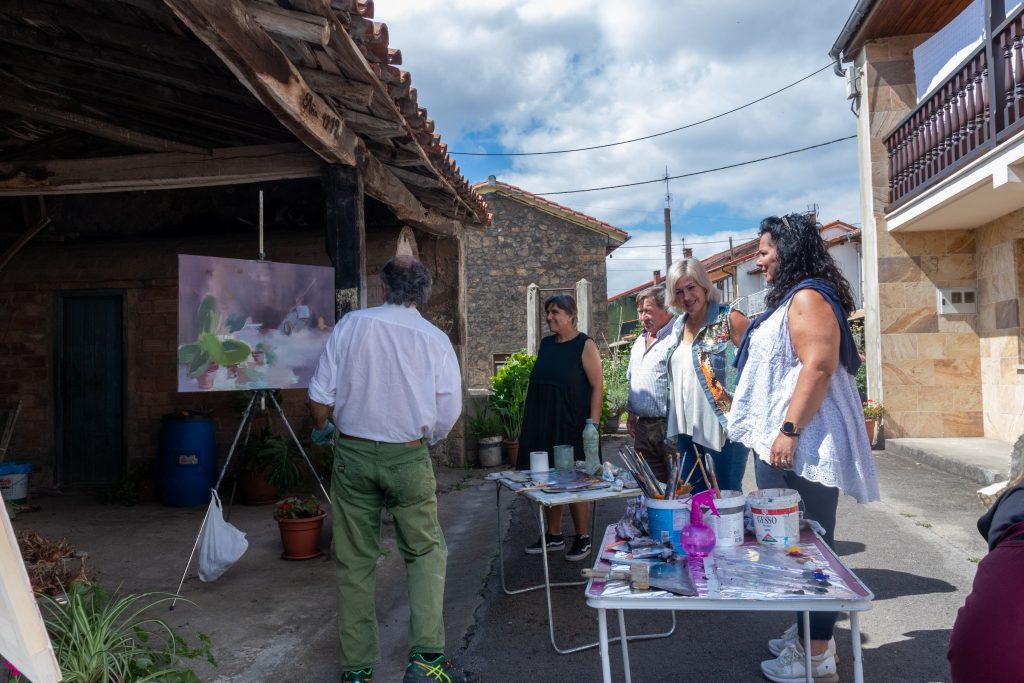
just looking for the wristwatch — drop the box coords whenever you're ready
[780,421,800,437]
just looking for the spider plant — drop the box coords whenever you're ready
[35,582,214,683]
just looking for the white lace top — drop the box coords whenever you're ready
[728,303,880,504]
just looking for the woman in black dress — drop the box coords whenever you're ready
[517,295,603,562]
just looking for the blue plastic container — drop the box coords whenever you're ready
[159,413,216,507]
[646,496,692,555]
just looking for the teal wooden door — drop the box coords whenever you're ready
[58,293,125,484]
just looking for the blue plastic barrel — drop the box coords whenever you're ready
[159,413,216,507]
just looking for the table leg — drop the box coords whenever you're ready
[617,609,632,683]
[598,608,612,683]
[802,611,812,683]
[851,611,864,683]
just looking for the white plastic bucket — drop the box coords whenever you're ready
[705,489,746,547]
[749,488,801,547]
[646,496,691,554]
[0,462,31,504]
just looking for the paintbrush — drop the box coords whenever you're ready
[617,447,652,497]
[629,445,664,497]
[622,448,658,497]
[692,444,713,492]
[703,450,721,497]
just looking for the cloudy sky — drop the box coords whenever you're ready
[381,1,860,295]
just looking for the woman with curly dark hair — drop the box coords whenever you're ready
[729,212,879,683]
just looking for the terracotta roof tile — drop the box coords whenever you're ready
[472,178,628,243]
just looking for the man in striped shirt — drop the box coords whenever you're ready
[626,286,675,483]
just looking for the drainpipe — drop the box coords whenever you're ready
[829,0,877,76]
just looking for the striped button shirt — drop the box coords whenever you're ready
[626,319,675,419]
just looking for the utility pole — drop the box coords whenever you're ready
[663,167,672,275]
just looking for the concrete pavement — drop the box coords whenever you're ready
[10,435,996,682]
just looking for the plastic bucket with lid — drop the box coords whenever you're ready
[748,488,802,547]
[705,489,746,547]
[646,496,691,554]
[0,462,31,504]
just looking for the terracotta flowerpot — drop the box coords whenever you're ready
[196,362,219,390]
[503,439,519,467]
[278,512,326,560]
[238,470,278,505]
[865,418,877,445]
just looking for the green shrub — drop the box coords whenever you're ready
[489,351,536,440]
[38,582,215,683]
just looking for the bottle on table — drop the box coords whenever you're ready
[583,418,600,475]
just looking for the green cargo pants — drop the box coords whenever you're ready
[331,437,448,670]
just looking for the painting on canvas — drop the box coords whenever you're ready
[177,255,335,392]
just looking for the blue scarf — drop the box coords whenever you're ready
[734,278,861,380]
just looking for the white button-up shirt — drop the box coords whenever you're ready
[626,318,675,419]
[308,303,462,445]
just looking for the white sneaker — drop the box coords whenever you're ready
[767,623,838,661]
[760,642,839,683]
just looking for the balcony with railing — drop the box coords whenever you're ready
[884,4,1024,215]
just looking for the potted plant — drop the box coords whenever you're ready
[239,428,303,504]
[467,406,504,468]
[489,351,536,466]
[38,582,214,682]
[863,399,885,445]
[601,354,629,434]
[274,495,327,560]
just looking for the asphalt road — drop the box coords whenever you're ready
[460,443,988,683]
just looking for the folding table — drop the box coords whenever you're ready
[586,524,874,683]
[488,471,676,654]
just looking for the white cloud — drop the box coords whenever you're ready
[380,1,861,293]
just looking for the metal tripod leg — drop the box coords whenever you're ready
[170,391,260,609]
[266,390,331,505]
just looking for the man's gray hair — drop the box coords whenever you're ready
[635,285,666,309]
[664,257,719,315]
[380,255,432,307]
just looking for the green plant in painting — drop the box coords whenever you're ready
[37,582,215,683]
[177,295,252,379]
[488,351,536,441]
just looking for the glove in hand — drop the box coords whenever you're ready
[311,421,335,446]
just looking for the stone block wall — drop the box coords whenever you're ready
[977,213,1024,441]
[859,34,985,437]
[464,193,612,390]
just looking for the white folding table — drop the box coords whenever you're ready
[488,470,676,654]
[586,524,874,683]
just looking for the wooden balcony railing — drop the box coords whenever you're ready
[884,4,1024,209]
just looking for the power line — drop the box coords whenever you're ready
[534,135,856,196]
[450,61,837,156]
[611,236,757,249]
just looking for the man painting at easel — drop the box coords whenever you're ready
[308,256,478,683]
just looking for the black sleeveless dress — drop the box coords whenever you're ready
[516,333,594,470]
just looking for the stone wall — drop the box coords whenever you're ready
[977,213,1024,441]
[463,192,611,390]
[858,34,985,437]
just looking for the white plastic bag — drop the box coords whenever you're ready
[198,490,248,582]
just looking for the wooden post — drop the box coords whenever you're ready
[526,283,540,355]
[322,164,365,319]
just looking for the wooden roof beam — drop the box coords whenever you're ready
[0,143,323,194]
[162,0,359,165]
[2,84,209,154]
[240,0,331,46]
